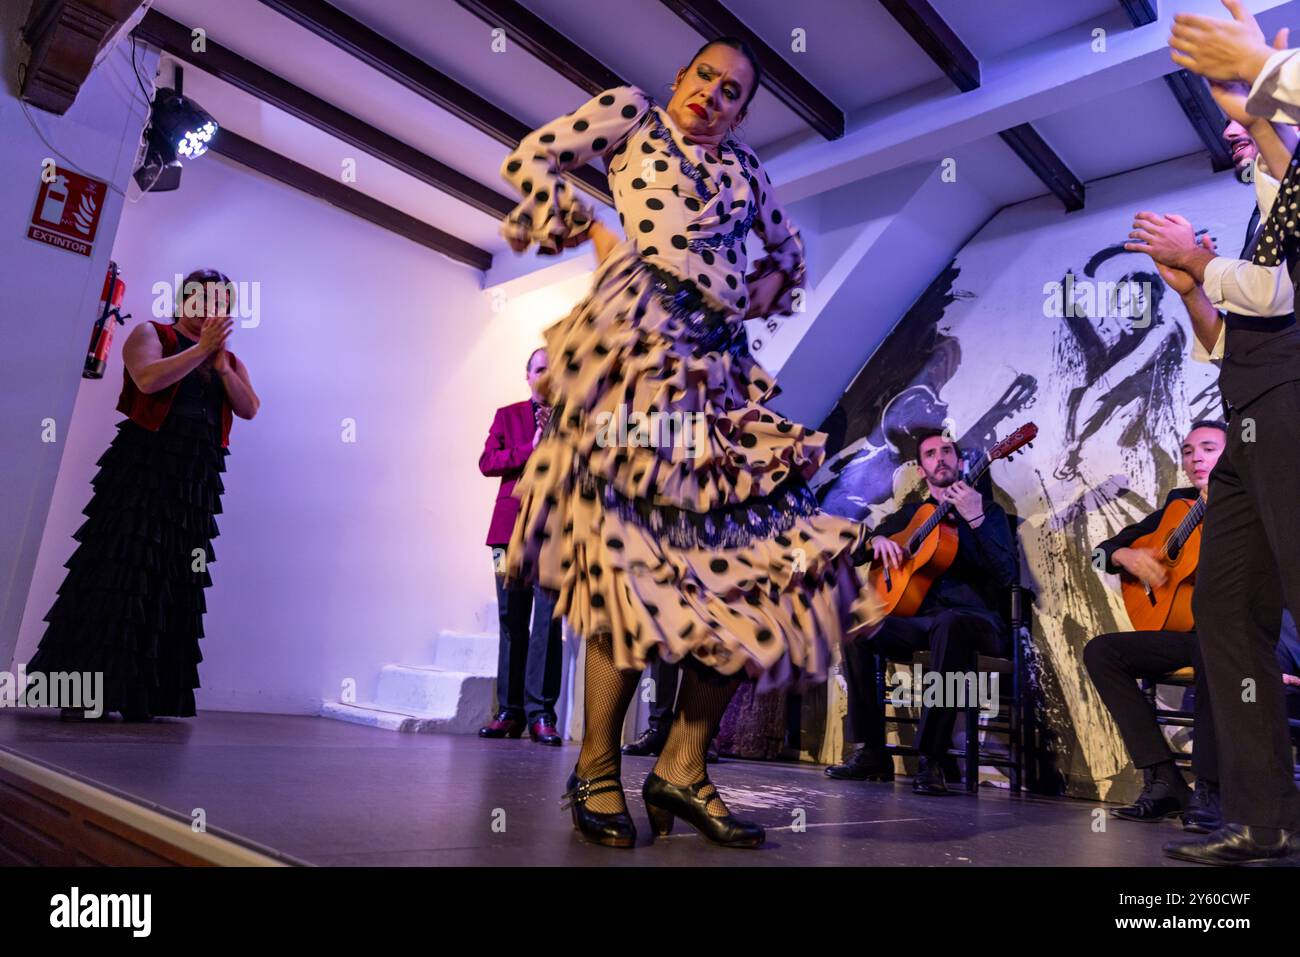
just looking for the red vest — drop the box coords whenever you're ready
[116,320,234,448]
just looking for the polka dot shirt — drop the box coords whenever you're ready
[501,85,806,316]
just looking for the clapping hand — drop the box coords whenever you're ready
[1169,0,1277,84]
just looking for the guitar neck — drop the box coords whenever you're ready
[1168,495,1207,552]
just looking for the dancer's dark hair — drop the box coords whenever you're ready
[175,268,234,319]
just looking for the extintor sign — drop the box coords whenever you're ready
[28,166,107,257]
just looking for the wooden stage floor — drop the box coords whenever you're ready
[0,709,1201,867]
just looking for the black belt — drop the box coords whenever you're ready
[1224,311,1296,333]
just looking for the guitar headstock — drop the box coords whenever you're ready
[988,422,1038,462]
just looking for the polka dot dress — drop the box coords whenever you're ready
[499,86,881,689]
[1253,153,1300,269]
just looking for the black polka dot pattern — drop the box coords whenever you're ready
[493,87,871,690]
[500,84,806,315]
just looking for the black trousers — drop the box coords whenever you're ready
[490,547,562,724]
[1192,381,1300,830]
[645,654,681,733]
[1083,630,1216,781]
[842,608,1008,758]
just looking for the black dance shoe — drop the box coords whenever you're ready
[1180,779,1222,833]
[912,756,954,796]
[622,726,668,756]
[529,718,562,747]
[478,711,525,739]
[641,771,765,848]
[120,706,154,722]
[825,747,895,781]
[561,769,636,849]
[1163,823,1297,865]
[706,742,720,764]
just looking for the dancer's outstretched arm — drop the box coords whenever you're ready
[499,86,651,256]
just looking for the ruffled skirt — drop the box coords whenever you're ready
[504,242,881,690]
[25,409,227,717]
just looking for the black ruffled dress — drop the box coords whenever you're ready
[26,329,229,717]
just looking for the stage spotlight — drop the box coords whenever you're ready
[133,78,218,193]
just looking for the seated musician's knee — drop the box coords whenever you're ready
[1083,632,1123,678]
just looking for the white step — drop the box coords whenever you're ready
[430,629,497,676]
[320,701,459,734]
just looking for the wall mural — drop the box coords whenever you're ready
[811,169,1245,799]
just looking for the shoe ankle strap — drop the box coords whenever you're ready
[561,774,625,809]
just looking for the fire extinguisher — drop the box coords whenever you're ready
[83,261,132,379]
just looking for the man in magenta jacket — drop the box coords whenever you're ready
[478,348,562,746]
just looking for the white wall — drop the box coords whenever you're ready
[0,19,157,671]
[15,149,596,714]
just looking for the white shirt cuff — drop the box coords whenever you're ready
[1202,255,1229,306]
[1190,322,1225,363]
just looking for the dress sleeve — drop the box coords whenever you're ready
[745,156,806,316]
[500,85,652,255]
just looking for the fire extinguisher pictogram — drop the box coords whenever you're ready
[84,261,132,379]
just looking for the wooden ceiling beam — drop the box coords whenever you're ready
[212,128,493,270]
[257,0,613,204]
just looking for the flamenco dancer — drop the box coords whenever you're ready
[26,270,259,721]
[498,38,881,849]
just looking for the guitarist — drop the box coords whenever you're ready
[1084,421,1226,832]
[827,428,1019,795]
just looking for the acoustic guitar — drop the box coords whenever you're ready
[1119,494,1206,633]
[866,423,1038,618]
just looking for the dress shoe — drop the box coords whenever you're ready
[1180,779,1222,833]
[622,726,668,756]
[529,718,562,746]
[912,756,954,796]
[478,711,525,739]
[561,768,636,848]
[1113,793,1185,823]
[1164,823,1296,865]
[825,747,895,781]
[642,771,764,848]
[119,706,154,722]
[706,743,720,764]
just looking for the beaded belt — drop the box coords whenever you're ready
[644,261,750,359]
